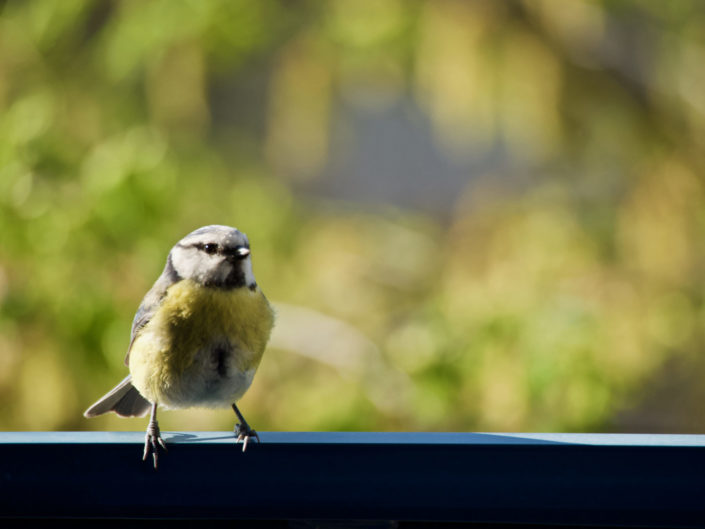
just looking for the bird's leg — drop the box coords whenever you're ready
[143,402,167,469]
[232,403,259,452]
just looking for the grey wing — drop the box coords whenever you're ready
[123,264,180,366]
[123,302,157,365]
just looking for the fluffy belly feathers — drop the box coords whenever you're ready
[128,279,274,408]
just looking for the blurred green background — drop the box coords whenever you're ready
[1,0,704,434]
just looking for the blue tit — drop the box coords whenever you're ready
[84,225,275,468]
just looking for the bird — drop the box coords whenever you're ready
[84,225,275,468]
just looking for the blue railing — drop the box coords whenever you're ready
[1,432,704,527]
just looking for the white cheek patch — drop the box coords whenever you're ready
[172,249,200,280]
[209,256,232,284]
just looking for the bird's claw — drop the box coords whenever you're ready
[143,421,167,469]
[235,423,260,452]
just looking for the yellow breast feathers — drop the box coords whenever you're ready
[128,279,274,405]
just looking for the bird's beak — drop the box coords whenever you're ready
[226,246,250,262]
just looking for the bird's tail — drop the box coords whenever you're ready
[84,374,151,418]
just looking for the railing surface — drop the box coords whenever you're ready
[1,432,704,528]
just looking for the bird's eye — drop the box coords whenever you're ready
[203,243,218,254]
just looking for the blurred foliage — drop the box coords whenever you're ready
[1,0,705,434]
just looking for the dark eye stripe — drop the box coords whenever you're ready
[191,242,219,254]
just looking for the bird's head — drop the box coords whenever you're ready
[168,225,256,289]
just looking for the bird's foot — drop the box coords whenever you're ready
[232,403,259,452]
[234,422,260,452]
[143,420,167,469]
